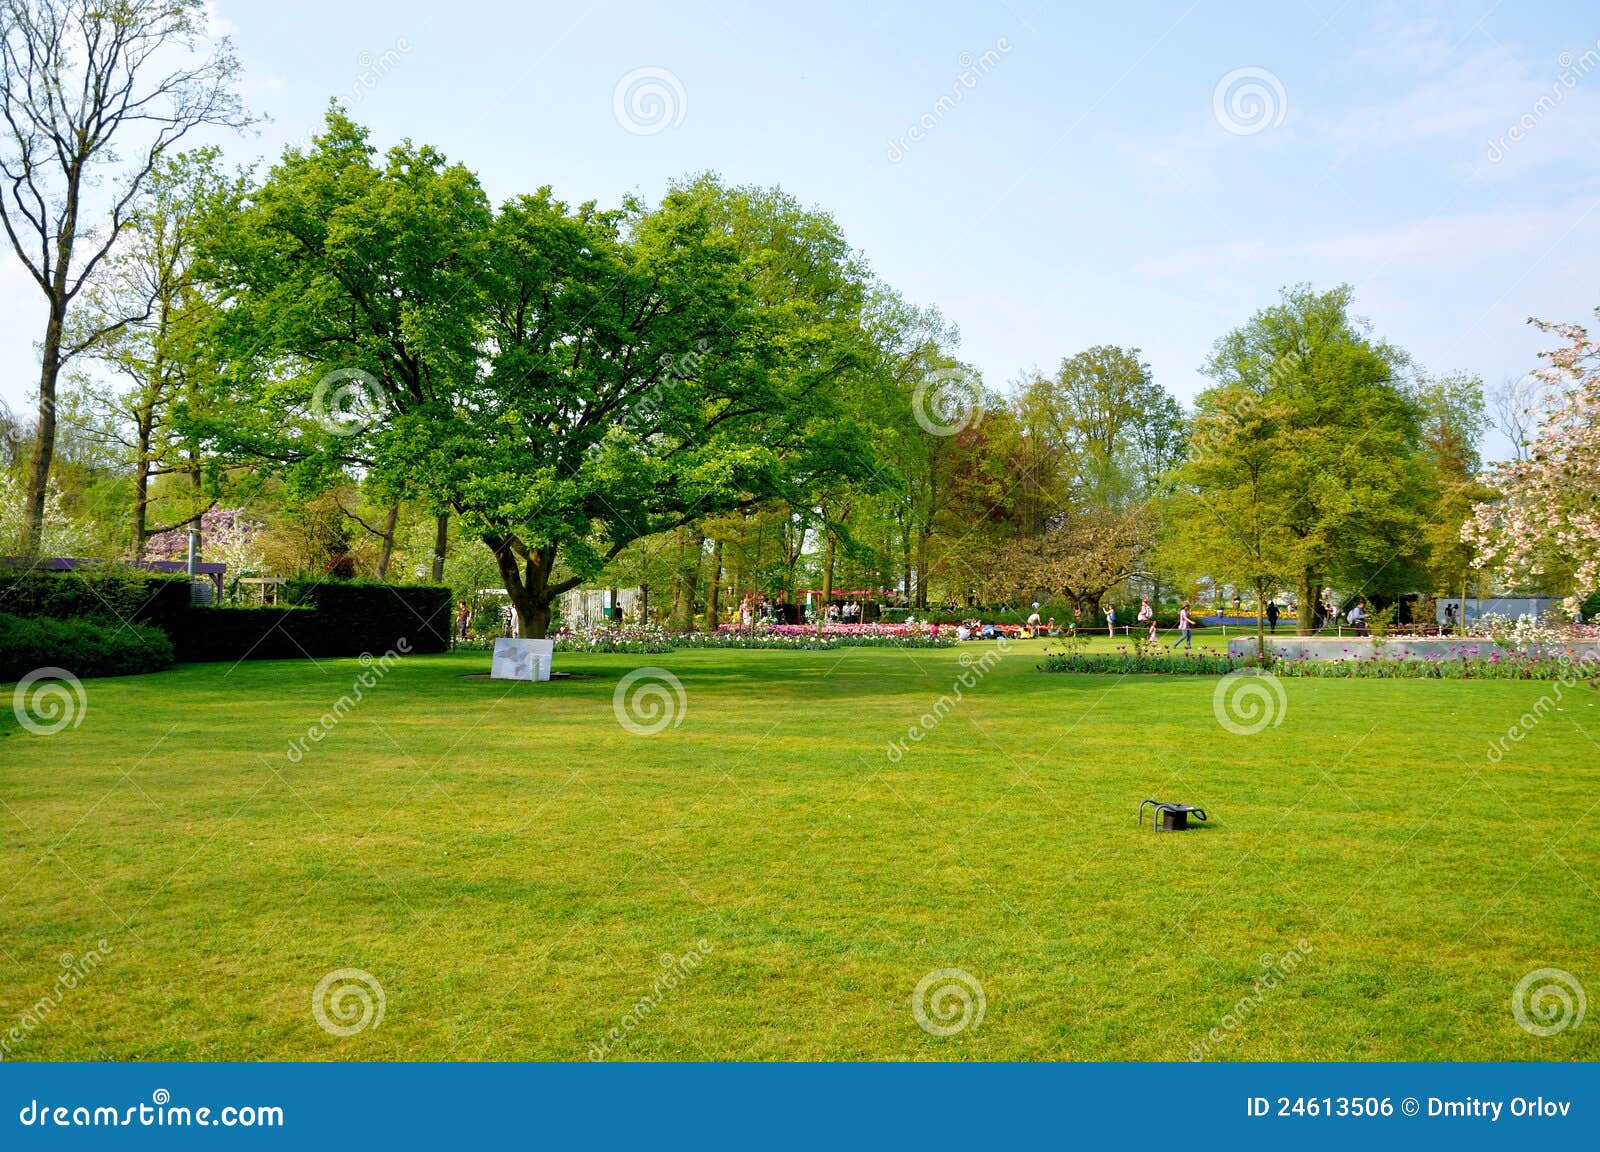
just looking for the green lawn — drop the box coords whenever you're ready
[2,641,1596,1061]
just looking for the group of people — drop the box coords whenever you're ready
[737,595,790,627]
[950,597,1201,649]
[823,600,866,624]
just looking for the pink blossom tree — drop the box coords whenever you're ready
[145,507,265,573]
[1464,310,1600,617]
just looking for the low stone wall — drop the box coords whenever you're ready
[1226,636,1600,662]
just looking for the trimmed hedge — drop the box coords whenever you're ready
[4,568,450,665]
[0,612,174,680]
[0,568,191,639]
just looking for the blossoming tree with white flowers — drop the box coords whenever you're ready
[1464,310,1600,617]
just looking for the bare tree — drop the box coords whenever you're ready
[1487,373,1547,463]
[0,0,249,555]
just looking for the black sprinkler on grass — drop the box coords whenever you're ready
[1138,799,1208,832]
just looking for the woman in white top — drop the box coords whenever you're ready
[1170,603,1194,649]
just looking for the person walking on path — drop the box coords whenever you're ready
[1170,603,1195,649]
[1265,600,1279,634]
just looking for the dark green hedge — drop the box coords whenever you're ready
[4,569,450,665]
[0,568,191,638]
[0,612,174,680]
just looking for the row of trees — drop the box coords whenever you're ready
[4,3,1594,640]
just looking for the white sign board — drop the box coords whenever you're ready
[491,638,554,682]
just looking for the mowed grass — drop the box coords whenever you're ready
[1,640,1596,1062]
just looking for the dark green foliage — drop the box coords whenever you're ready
[0,613,175,680]
[4,569,449,664]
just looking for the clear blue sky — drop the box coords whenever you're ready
[4,0,1597,461]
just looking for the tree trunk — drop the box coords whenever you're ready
[914,526,932,610]
[672,526,705,631]
[484,535,558,638]
[20,304,66,556]
[1254,577,1268,658]
[374,500,401,580]
[818,527,836,635]
[705,538,723,630]
[431,512,449,582]
[131,423,153,560]
[639,583,650,626]
[1297,569,1319,636]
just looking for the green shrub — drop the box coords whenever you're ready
[0,567,191,637]
[6,569,451,664]
[0,612,174,680]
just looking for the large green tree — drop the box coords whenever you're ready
[200,113,879,636]
[1193,284,1431,634]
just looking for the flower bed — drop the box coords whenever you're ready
[456,622,959,653]
[1039,646,1600,682]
